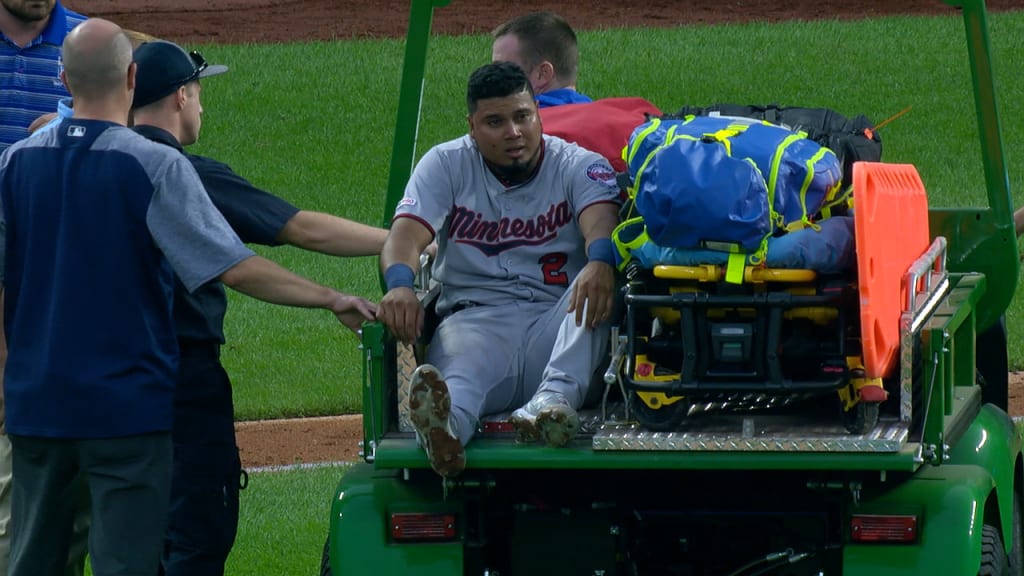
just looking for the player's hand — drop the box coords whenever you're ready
[423,241,439,260]
[329,294,378,334]
[377,287,424,345]
[567,261,615,329]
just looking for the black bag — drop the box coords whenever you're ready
[666,104,882,194]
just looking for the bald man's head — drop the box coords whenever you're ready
[61,18,133,102]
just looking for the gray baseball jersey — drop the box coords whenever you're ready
[394,134,621,316]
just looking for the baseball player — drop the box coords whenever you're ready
[377,61,621,478]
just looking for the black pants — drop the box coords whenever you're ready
[160,344,243,576]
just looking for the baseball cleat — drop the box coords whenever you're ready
[510,391,579,447]
[408,364,465,478]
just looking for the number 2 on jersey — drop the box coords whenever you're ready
[539,252,569,286]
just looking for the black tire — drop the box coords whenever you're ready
[1010,489,1023,576]
[979,523,1009,576]
[320,535,332,576]
[841,401,880,435]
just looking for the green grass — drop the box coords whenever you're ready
[83,466,346,576]
[225,466,347,575]
[183,11,1024,420]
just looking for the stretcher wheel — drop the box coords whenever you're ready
[632,393,690,431]
[840,401,879,435]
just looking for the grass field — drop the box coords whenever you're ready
[185,11,1024,422]
[225,466,348,575]
[166,10,1024,575]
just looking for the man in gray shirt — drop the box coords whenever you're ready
[0,18,374,576]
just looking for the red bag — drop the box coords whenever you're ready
[540,97,661,172]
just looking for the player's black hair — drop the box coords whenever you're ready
[466,61,534,114]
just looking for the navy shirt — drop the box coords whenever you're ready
[132,125,299,344]
[0,120,255,438]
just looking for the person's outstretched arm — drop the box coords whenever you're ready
[276,210,388,257]
[219,255,376,334]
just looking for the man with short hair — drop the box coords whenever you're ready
[491,11,660,173]
[377,61,620,478]
[129,39,389,576]
[0,0,86,151]
[3,4,90,573]
[0,19,374,576]
[491,11,591,107]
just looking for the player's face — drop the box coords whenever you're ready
[180,81,204,146]
[0,0,55,22]
[468,89,542,183]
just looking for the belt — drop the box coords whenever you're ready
[177,339,221,358]
[450,301,481,314]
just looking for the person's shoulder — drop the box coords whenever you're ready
[541,134,617,182]
[50,3,88,37]
[61,4,88,27]
[185,151,232,174]
[431,134,474,155]
[542,133,602,162]
[107,128,195,175]
[0,130,55,165]
[421,134,475,165]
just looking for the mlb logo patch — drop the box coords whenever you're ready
[585,162,616,186]
[66,125,86,137]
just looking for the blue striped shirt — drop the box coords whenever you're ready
[0,2,87,151]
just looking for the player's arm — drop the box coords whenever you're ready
[569,202,620,329]
[218,255,376,333]
[151,156,376,335]
[193,158,391,258]
[277,210,388,257]
[377,217,434,345]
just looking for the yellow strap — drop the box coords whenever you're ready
[625,117,663,167]
[611,216,649,271]
[631,127,691,200]
[767,133,805,227]
[725,253,746,284]
[820,182,853,219]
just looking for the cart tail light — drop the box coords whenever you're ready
[391,512,457,542]
[850,514,918,543]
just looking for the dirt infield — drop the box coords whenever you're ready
[59,0,1024,468]
[65,0,1022,44]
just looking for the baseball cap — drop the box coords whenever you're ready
[132,40,229,109]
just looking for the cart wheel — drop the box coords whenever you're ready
[320,534,333,576]
[840,401,879,435]
[1009,488,1022,576]
[633,393,689,431]
[978,523,1009,576]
